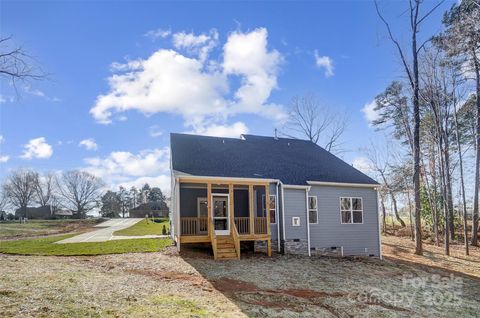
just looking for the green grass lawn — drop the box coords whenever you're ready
[114,218,170,236]
[0,234,172,256]
[0,219,100,239]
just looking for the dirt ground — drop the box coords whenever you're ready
[1,242,479,317]
[382,235,480,279]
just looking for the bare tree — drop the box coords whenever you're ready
[0,36,46,89]
[375,0,446,255]
[2,169,38,218]
[282,94,348,153]
[57,170,104,219]
[33,172,56,207]
[0,189,9,213]
[363,142,406,227]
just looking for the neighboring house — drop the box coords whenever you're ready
[15,205,73,219]
[170,133,380,260]
[129,201,169,218]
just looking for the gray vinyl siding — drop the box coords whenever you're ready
[283,188,308,240]
[308,185,380,256]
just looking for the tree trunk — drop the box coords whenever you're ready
[412,8,423,255]
[438,151,450,256]
[380,194,387,234]
[444,143,455,241]
[453,90,469,255]
[391,192,406,227]
[471,49,480,246]
[406,190,414,241]
[431,150,440,246]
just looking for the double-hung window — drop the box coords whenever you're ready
[308,196,318,224]
[262,195,277,224]
[340,197,363,224]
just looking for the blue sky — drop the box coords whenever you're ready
[0,0,454,194]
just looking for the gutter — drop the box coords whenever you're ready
[177,174,279,184]
[306,181,379,188]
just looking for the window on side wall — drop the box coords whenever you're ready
[340,197,363,224]
[262,194,277,224]
[308,196,318,224]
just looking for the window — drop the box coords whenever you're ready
[262,194,277,224]
[308,196,318,224]
[340,197,363,224]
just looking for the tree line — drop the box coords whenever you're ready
[369,0,479,256]
[100,184,167,218]
[0,168,168,219]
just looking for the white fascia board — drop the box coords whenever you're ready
[307,181,379,188]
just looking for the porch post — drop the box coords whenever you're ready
[249,184,254,235]
[207,183,212,236]
[265,183,271,256]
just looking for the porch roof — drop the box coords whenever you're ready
[170,133,378,186]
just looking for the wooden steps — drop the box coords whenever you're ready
[214,235,238,260]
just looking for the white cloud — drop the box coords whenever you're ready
[362,100,380,126]
[0,155,9,163]
[24,86,61,102]
[0,135,4,143]
[149,125,163,138]
[79,138,98,151]
[144,28,171,40]
[172,29,218,61]
[21,137,53,159]
[0,94,14,104]
[352,156,373,174]
[314,50,334,77]
[90,49,227,126]
[90,27,287,130]
[83,147,170,195]
[193,121,249,138]
[223,28,285,121]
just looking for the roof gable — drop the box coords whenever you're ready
[170,133,378,185]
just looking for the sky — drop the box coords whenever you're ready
[0,0,455,195]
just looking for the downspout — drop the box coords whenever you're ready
[305,187,311,257]
[376,187,383,260]
[175,178,181,252]
[276,181,280,252]
[280,181,286,254]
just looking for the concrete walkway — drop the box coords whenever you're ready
[56,218,149,244]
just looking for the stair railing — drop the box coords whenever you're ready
[230,216,241,259]
[209,217,217,260]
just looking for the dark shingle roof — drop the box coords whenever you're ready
[170,133,378,186]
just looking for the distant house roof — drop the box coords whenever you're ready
[131,201,168,211]
[170,133,378,186]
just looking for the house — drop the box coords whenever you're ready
[15,205,73,219]
[129,201,169,218]
[170,133,381,260]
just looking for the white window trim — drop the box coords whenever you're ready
[308,196,318,224]
[262,194,277,224]
[339,197,364,224]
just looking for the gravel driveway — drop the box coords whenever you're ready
[55,218,143,243]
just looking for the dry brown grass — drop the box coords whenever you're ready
[382,234,480,280]
[1,244,479,317]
